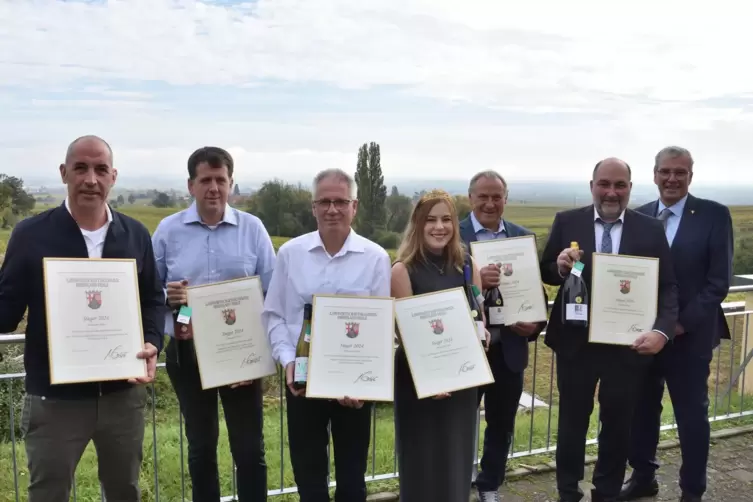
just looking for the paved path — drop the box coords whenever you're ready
[495,431,753,501]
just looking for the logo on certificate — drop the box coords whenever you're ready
[429,318,444,335]
[620,280,631,294]
[501,263,513,276]
[85,290,102,310]
[222,308,236,325]
[345,322,360,338]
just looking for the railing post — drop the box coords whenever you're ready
[740,293,753,396]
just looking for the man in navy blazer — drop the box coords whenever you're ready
[620,147,734,502]
[461,170,547,502]
[0,136,164,502]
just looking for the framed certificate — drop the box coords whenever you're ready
[306,294,395,401]
[394,287,494,399]
[43,258,147,385]
[470,235,548,324]
[186,277,277,389]
[589,253,660,346]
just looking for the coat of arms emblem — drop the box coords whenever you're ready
[345,322,360,338]
[222,308,236,325]
[86,290,102,310]
[501,263,513,276]
[429,318,444,335]
[620,280,631,294]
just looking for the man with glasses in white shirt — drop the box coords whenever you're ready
[263,168,391,502]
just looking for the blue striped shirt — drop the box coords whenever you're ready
[152,202,276,337]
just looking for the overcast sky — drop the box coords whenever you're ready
[1,0,752,188]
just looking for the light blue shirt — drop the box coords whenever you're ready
[152,202,277,337]
[658,194,688,246]
[470,211,506,241]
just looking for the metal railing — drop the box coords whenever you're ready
[2,286,753,501]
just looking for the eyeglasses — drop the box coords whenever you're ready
[313,198,352,210]
[656,168,690,179]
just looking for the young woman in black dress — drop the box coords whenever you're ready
[390,189,489,502]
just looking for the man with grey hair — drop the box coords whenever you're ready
[0,135,163,501]
[620,147,734,502]
[460,170,547,502]
[263,168,391,502]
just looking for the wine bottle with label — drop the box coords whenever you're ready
[464,264,486,342]
[484,286,505,328]
[561,241,588,327]
[293,303,313,391]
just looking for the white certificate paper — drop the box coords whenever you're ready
[470,235,548,325]
[43,258,147,385]
[306,295,395,401]
[589,253,659,346]
[394,287,494,399]
[186,277,276,389]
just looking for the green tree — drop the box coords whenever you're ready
[247,179,317,237]
[233,184,240,196]
[385,185,412,233]
[117,194,125,205]
[0,174,36,228]
[354,142,387,238]
[152,192,174,208]
[128,193,136,204]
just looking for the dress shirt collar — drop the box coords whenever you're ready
[183,201,238,226]
[657,193,688,217]
[593,206,625,224]
[307,228,365,257]
[64,197,113,225]
[470,211,505,234]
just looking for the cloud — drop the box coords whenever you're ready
[0,0,752,185]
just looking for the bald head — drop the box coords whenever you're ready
[60,135,117,216]
[65,135,113,166]
[592,157,631,180]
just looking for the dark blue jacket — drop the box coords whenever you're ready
[459,215,547,373]
[636,194,733,356]
[0,203,164,399]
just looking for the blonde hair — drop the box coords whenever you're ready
[395,189,466,272]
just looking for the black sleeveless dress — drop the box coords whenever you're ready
[394,252,478,502]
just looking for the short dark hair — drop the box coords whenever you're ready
[187,147,234,179]
[592,158,631,179]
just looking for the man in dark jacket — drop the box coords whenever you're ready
[0,135,164,502]
[461,170,547,502]
[620,146,733,502]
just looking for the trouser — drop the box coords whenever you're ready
[166,338,267,502]
[475,342,525,492]
[627,341,712,496]
[285,387,373,502]
[555,344,648,501]
[21,385,147,502]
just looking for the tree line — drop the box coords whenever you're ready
[246,142,473,250]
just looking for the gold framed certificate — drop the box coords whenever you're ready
[394,287,494,399]
[588,253,660,345]
[186,276,277,390]
[306,294,395,401]
[43,258,147,384]
[470,235,548,324]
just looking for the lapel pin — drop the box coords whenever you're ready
[691,210,695,214]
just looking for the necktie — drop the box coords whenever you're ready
[600,221,615,253]
[658,208,671,230]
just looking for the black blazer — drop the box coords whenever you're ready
[459,216,548,373]
[636,194,733,356]
[0,203,164,399]
[539,205,679,358]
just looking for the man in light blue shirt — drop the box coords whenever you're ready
[152,146,276,502]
